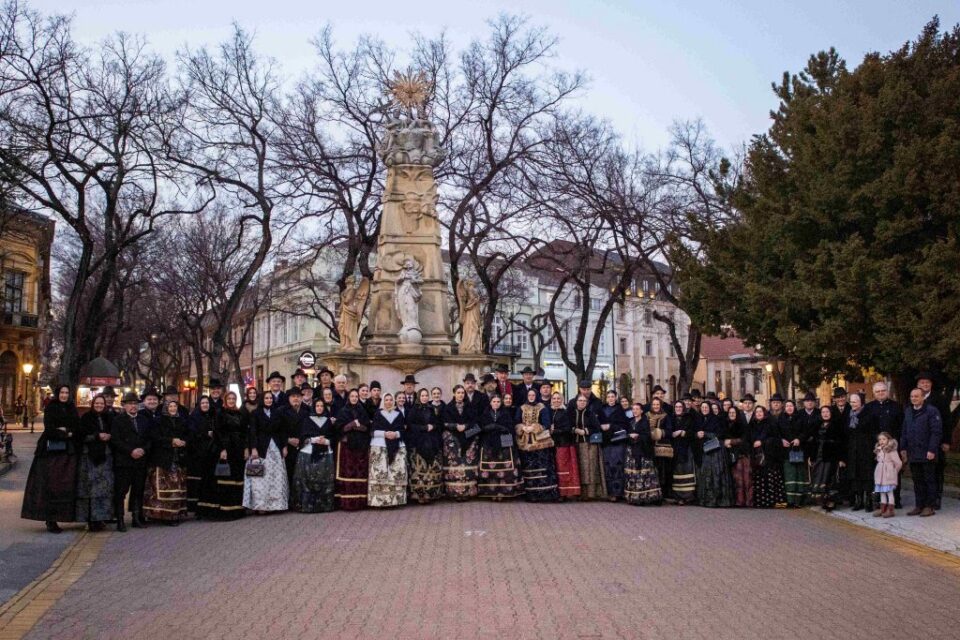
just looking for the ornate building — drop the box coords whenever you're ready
[0,209,54,416]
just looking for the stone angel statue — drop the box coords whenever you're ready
[395,257,424,344]
[337,275,369,352]
[456,279,482,354]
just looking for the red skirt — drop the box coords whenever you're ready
[555,445,582,498]
[335,446,369,511]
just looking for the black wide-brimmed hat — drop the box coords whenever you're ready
[495,363,509,373]
[520,366,535,375]
[577,379,592,388]
[480,373,495,385]
[802,391,817,402]
[463,373,477,383]
[318,367,334,377]
[209,378,223,388]
[162,385,178,396]
[652,385,666,394]
[740,393,756,403]
[292,368,307,379]
[832,386,847,398]
[370,380,381,390]
[101,385,117,397]
[140,386,160,401]
[915,371,934,382]
[121,391,139,404]
[401,374,419,385]
[770,392,784,402]
[300,382,313,392]
[267,371,285,383]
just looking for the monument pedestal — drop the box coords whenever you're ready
[323,352,506,393]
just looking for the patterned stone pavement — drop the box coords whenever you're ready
[20,500,960,640]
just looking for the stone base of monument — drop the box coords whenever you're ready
[322,351,505,392]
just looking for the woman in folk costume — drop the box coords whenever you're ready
[750,405,787,508]
[778,400,812,507]
[598,390,630,502]
[694,401,733,508]
[441,385,480,500]
[624,401,662,505]
[368,394,408,507]
[293,398,336,513]
[186,396,217,516]
[809,405,847,511]
[571,394,606,499]
[334,389,372,511]
[725,405,752,507]
[243,391,289,513]
[647,398,673,502]
[477,394,524,500]
[669,400,697,505]
[515,388,559,502]
[198,391,246,520]
[143,400,190,525]
[75,394,115,530]
[549,392,581,500]
[405,388,444,504]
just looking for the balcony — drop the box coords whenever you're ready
[2,312,39,329]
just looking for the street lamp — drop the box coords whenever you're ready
[22,362,34,430]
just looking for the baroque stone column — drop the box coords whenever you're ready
[363,113,454,356]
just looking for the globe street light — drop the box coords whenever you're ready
[21,362,34,431]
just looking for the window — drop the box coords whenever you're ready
[616,304,626,322]
[644,339,653,357]
[3,271,25,313]
[517,328,529,354]
[618,335,628,353]
[571,293,581,308]
[589,297,602,311]
[643,308,653,326]
[546,336,560,355]
[641,279,649,293]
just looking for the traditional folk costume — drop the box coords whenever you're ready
[550,406,581,499]
[572,407,606,499]
[186,405,217,514]
[515,401,559,502]
[198,408,246,520]
[670,411,698,503]
[750,416,787,508]
[368,408,408,507]
[75,409,115,523]
[477,405,523,499]
[441,401,480,499]
[809,418,847,508]
[727,415,753,507]
[334,401,372,511]
[144,414,189,522]
[694,413,733,508]
[778,410,811,507]
[406,402,445,503]
[294,413,336,513]
[243,406,289,512]
[21,398,79,524]
[598,403,630,499]
[648,410,673,501]
[625,414,662,505]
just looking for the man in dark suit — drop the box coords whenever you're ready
[864,381,904,507]
[400,375,418,408]
[463,373,488,415]
[279,387,310,509]
[208,378,224,413]
[288,369,308,398]
[111,391,152,531]
[265,371,287,408]
[916,371,953,510]
[511,366,537,407]
[494,363,514,399]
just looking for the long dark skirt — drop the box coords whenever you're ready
[624,448,662,505]
[555,445,582,498]
[335,445,369,511]
[76,447,115,522]
[654,455,673,501]
[477,445,523,499]
[143,466,188,521]
[294,450,335,513]
[21,453,77,523]
[577,442,606,500]
[783,461,810,507]
[601,444,627,499]
[441,432,479,499]
[197,459,245,521]
[810,460,839,505]
[519,447,559,502]
[696,449,733,508]
[671,449,696,503]
[186,443,215,513]
[753,463,787,508]
[846,433,875,494]
[732,455,754,507]
[407,449,444,503]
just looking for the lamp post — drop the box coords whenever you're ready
[21,362,34,431]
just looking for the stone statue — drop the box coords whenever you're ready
[337,275,369,352]
[395,257,423,344]
[457,279,482,354]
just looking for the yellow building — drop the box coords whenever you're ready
[0,209,54,418]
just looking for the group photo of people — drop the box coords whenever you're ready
[20,365,950,533]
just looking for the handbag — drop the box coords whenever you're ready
[702,437,721,453]
[499,434,514,448]
[654,443,674,458]
[534,428,553,442]
[589,432,603,445]
[651,426,664,442]
[46,440,67,452]
[214,461,232,477]
[245,458,265,477]
[609,429,628,443]
[788,449,805,464]
[464,425,481,439]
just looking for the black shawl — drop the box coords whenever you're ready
[373,409,405,465]
[78,409,110,465]
[336,402,371,451]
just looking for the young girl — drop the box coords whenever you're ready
[873,431,902,518]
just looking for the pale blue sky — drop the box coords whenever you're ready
[29,0,960,150]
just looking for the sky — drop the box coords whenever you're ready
[26,0,960,151]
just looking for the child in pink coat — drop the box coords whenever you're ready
[873,432,902,518]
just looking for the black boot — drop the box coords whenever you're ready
[852,493,864,511]
[130,512,143,528]
[864,492,875,513]
[45,521,62,534]
[116,515,127,532]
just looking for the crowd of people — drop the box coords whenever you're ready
[20,364,952,533]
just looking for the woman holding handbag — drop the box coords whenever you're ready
[750,405,787,508]
[670,400,697,505]
[598,390,630,502]
[572,394,606,500]
[477,394,524,500]
[21,384,79,533]
[243,391,289,514]
[624,402,662,505]
[779,400,811,507]
[334,389,372,511]
[199,391,246,520]
[440,385,480,500]
[143,400,190,525]
[515,388,559,502]
[695,401,733,508]
[293,397,335,513]
[647,398,673,502]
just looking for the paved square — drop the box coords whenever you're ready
[21,501,960,639]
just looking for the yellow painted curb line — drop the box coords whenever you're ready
[799,507,960,573]
[0,531,110,639]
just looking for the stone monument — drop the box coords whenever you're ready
[325,69,501,389]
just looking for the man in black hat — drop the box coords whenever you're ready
[830,386,850,424]
[915,371,953,509]
[162,385,189,419]
[112,391,152,531]
[313,367,334,398]
[101,386,118,417]
[494,363,514,400]
[769,392,784,418]
[279,386,309,509]
[208,378,224,413]
[140,385,162,419]
[799,390,820,444]
[463,373,488,415]
[566,379,601,416]
[265,371,287,408]
[643,384,667,412]
[288,369,308,398]
[511,366,537,407]
[537,379,553,406]
[300,382,314,408]
[400,375,418,407]
[369,381,382,410]
[739,394,756,424]
[480,373,498,400]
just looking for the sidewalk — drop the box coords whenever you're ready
[817,483,960,557]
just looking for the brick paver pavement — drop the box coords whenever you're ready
[23,502,960,639]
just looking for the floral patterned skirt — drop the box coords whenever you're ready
[76,447,115,522]
[624,448,662,505]
[477,445,523,498]
[407,449,444,503]
[243,441,289,512]
[576,442,607,500]
[441,432,478,499]
[335,446,369,511]
[754,463,787,508]
[555,445,582,498]
[519,448,559,502]
[143,465,188,522]
[293,449,335,513]
[368,445,408,508]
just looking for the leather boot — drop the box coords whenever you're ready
[882,504,895,518]
[864,492,874,513]
[851,493,863,511]
[131,512,143,528]
[116,516,127,532]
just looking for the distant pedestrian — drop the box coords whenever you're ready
[873,432,901,518]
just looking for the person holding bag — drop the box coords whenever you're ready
[515,388,559,502]
[749,405,787,508]
[243,391,289,514]
[199,391,246,521]
[624,401,662,505]
[647,398,673,502]
[670,400,697,505]
[143,400,190,525]
[405,388,445,504]
[572,394,606,500]
[695,401,733,508]
[598,390,629,502]
[186,396,217,517]
[779,399,812,508]
[477,394,523,500]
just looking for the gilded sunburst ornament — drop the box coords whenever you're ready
[387,68,432,110]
